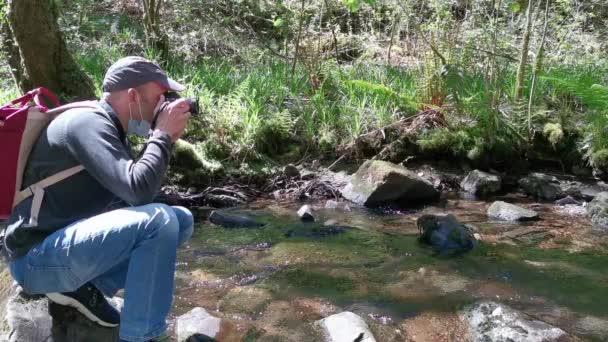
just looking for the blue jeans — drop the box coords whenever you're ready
[8,203,193,342]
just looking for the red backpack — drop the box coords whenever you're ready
[0,88,102,226]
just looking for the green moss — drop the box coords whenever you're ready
[590,149,608,169]
[263,267,355,299]
[191,224,285,250]
[544,122,564,147]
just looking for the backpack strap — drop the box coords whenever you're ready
[14,101,107,227]
[45,101,102,115]
[16,165,85,227]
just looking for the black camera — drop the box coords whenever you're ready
[164,91,199,116]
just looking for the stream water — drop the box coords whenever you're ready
[168,193,608,341]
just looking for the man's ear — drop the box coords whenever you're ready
[126,88,138,104]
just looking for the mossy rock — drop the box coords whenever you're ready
[171,139,223,186]
[341,160,439,208]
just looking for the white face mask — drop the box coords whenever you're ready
[127,91,151,137]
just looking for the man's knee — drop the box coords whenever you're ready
[172,206,194,246]
[172,206,194,229]
[141,203,180,236]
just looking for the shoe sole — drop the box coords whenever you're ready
[46,292,119,328]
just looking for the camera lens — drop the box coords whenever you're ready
[164,92,198,115]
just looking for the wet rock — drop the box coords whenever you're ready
[284,224,349,238]
[578,182,608,201]
[297,205,315,222]
[205,194,245,208]
[324,200,350,211]
[554,204,587,217]
[462,301,568,342]
[319,170,352,191]
[518,173,564,201]
[574,315,608,341]
[555,195,580,206]
[461,170,502,196]
[487,201,539,222]
[208,211,265,228]
[283,164,300,178]
[190,206,216,220]
[586,192,608,231]
[176,307,221,342]
[341,160,439,208]
[316,311,377,342]
[417,214,476,255]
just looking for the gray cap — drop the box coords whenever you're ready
[102,56,185,92]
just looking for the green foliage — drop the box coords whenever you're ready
[2,0,608,177]
[543,122,564,147]
[417,128,476,159]
[0,0,6,23]
[541,68,608,168]
[341,0,376,13]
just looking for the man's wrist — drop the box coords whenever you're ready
[151,129,173,144]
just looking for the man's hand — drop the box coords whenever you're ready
[154,98,191,143]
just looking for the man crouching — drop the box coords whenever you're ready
[5,56,193,342]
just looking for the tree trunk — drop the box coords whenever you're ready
[527,0,549,141]
[3,0,95,102]
[142,0,169,64]
[291,0,306,77]
[514,0,535,101]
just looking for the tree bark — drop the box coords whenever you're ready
[4,0,95,102]
[291,0,306,77]
[514,0,535,101]
[142,0,169,64]
[527,0,549,141]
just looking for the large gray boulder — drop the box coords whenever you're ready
[518,173,564,201]
[3,292,52,342]
[487,201,539,222]
[461,301,568,342]
[316,311,376,342]
[586,192,608,230]
[341,160,439,207]
[461,170,502,196]
[3,291,120,342]
[0,270,121,342]
[176,307,221,342]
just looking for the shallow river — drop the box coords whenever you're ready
[168,193,608,341]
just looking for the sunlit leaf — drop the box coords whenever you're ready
[509,2,521,12]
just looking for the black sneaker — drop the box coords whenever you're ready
[46,283,120,327]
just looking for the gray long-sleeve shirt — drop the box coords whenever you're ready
[4,99,172,260]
